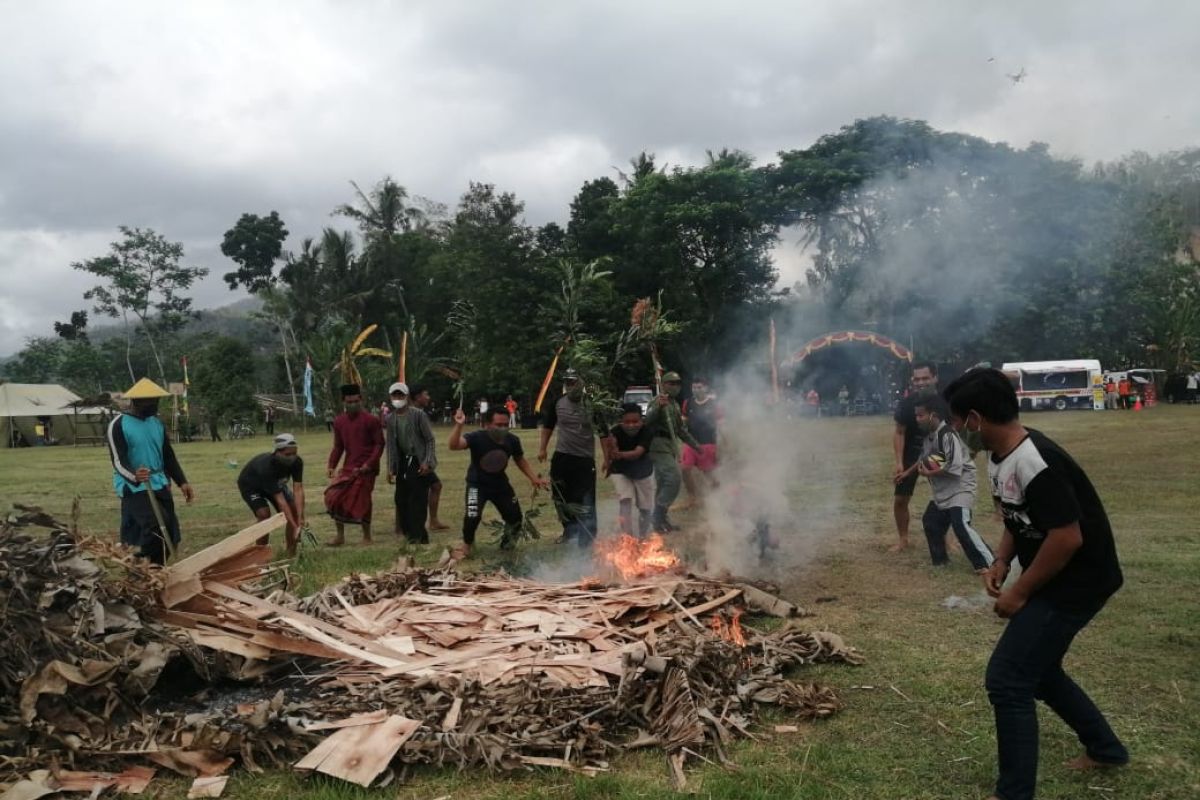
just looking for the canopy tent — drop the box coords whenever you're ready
[0,383,112,448]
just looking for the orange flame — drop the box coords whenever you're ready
[710,608,747,648]
[596,534,681,581]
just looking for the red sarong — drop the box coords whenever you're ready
[324,469,376,524]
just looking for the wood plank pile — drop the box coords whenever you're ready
[1,509,864,795]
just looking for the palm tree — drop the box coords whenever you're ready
[335,177,426,236]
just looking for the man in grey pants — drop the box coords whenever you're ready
[644,371,702,533]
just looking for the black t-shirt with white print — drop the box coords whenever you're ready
[989,428,1122,612]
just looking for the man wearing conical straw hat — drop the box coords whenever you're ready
[106,378,195,564]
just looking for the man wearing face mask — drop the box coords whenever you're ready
[644,371,702,533]
[538,369,608,548]
[237,433,305,556]
[325,384,385,546]
[106,378,195,565]
[943,368,1127,800]
[891,361,939,551]
[385,382,436,544]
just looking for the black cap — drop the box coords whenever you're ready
[340,384,361,397]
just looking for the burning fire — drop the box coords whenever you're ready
[710,608,747,648]
[595,534,681,581]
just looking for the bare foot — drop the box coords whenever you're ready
[887,538,911,552]
[430,521,450,531]
[1065,754,1125,771]
[451,543,471,559]
[327,539,345,548]
[362,537,373,545]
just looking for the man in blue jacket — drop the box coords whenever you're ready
[106,378,195,564]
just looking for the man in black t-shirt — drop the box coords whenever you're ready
[448,406,548,556]
[943,368,1127,800]
[891,361,938,551]
[604,403,656,537]
[237,433,305,556]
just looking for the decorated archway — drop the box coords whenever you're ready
[786,330,913,366]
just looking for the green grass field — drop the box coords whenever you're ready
[1,407,1197,799]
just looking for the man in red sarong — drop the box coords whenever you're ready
[325,383,384,545]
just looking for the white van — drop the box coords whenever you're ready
[1001,360,1104,411]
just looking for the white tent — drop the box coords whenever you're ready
[0,383,111,448]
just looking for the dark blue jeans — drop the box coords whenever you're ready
[986,594,1128,800]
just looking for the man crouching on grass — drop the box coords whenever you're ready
[237,433,305,556]
[942,368,1127,800]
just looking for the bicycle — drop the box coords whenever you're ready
[227,419,256,440]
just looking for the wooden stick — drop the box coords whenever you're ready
[630,589,741,635]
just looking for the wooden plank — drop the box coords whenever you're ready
[277,616,406,668]
[305,710,389,732]
[160,576,204,609]
[204,582,416,664]
[164,515,286,588]
[294,715,420,787]
[629,589,742,635]
[379,639,525,677]
[186,630,273,660]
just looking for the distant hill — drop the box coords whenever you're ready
[85,296,268,346]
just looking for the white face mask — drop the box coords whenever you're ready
[391,398,408,410]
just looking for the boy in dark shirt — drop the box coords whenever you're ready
[237,433,305,555]
[943,368,1127,800]
[605,403,656,538]
[892,361,938,551]
[448,406,548,556]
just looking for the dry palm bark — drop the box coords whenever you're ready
[0,506,863,791]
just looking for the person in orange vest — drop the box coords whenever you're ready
[505,395,519,428]
[1103,377,1118,410]
[1117,378,1132,409]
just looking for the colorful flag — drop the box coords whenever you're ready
[303,357,315,416]
[181,356,190,415]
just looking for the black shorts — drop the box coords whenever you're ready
[240,484,294,513]
[894,456,920,497]
[426,470,442,486]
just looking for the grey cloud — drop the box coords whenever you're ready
[1,0,1197,354]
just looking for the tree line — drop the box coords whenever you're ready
[4,116,1198,422]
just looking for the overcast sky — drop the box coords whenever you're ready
[1,0,1197,355]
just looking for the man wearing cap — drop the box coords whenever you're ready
[645,371,701,533]
[237,434,305,556]
[325,383,385,546]
[538,369,608,548]
[385,381,437,544]
[106,378,195,564]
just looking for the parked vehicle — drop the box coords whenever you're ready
[1001,360,1104,411]
[621,386,655,415]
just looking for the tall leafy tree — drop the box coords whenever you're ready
[189,337,258,428]
[74,227,208,385]
[220,210,302,412]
